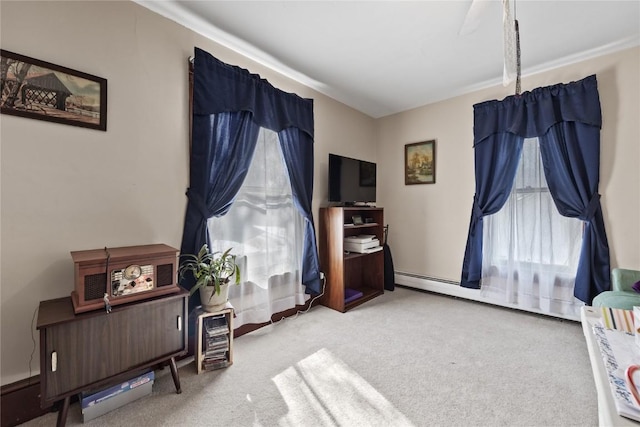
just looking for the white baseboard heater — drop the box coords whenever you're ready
[394,271,580,322]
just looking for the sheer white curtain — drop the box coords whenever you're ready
[207,128,308,328]
[481,137,585,317]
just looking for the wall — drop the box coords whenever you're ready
[377,46,640,285]
[0,1,375,386]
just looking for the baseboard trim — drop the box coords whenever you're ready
[394,271,580,322]
[1,376,52,427]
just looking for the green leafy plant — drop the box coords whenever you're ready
[178,243,241,302]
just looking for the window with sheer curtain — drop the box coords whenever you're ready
[207,127,308,328]
[481,137,585,317]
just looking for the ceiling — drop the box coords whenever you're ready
[136,1,640,118]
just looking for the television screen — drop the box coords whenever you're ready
[328,153,376,204]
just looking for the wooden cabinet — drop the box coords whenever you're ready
[37,289,188,426]
[195,307,234,374]
[319,206,384,312]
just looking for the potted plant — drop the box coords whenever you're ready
[179,243,240,312]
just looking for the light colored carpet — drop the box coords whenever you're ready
[23,286,598,426]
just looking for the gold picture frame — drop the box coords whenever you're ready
[405,139,436,185]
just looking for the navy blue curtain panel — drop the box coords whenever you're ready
[459,132,524,289]
[180,47,321,306]
[180,111,260,309]
[539,122,610,303]
[460,75,610,304]
[279,127,321,292]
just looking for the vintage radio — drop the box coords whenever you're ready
[71,243,181,314]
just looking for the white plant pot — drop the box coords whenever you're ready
[199,282,230,312]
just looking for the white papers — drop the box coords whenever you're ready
[593,323,640,421]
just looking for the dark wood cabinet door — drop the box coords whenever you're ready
[41,294,186,402]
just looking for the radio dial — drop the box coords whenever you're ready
[123,264,142,280]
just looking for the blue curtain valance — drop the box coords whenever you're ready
[473,74,601,146]
[193,47,314,138]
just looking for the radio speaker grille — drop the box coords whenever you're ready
[84,273,106,301]
[157,264,174,287]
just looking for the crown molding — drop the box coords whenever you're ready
[133,0,323,90]
[134,1,639,118]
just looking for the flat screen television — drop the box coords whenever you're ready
[328,153,376,205]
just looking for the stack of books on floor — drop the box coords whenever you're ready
[202,314,230,371]
[80,371,154,422]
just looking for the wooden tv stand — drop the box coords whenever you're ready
[319,206,384,312]
[36,289,188,426]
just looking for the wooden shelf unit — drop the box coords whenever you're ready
[319,206,384,312]
[195,307,234,374]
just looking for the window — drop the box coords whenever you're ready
[207,128,308,327]
[481,138,584,316]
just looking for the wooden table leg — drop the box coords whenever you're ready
[56,396,70,427]
[169,357,182,394]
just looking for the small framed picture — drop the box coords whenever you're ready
[352,215,363,225]
[405,139,436,185]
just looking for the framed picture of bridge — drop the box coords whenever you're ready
[0,50,107,131]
